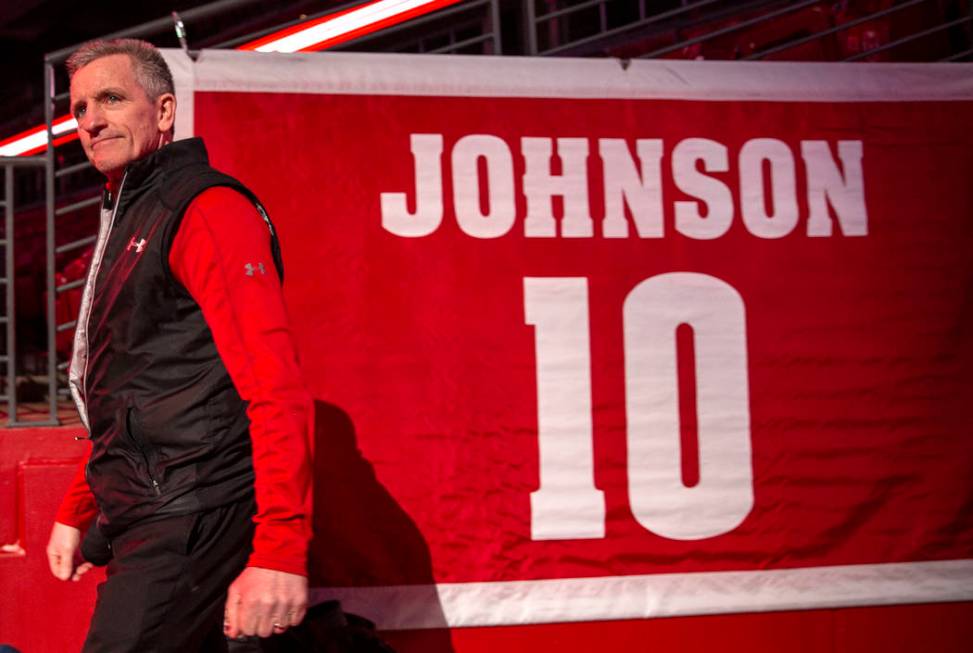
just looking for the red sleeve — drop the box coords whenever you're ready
[55,450,99,530]
[169,186,312,577]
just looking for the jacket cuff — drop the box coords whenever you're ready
[246,556,308,578]
[246,519,310,577]
[54,498,98,530]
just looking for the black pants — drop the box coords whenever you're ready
[82,498,256,653]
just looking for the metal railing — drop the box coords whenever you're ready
[523,0,973,61]
[525,0,727,56]
[328,0,502,55]
[743,0,929,60]
[0,155,54,426]
[639,0,821,59]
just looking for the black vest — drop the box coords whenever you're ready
[82,138,282,536]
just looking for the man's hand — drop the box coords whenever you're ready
[224,567,308,639]
[46,521,93,581]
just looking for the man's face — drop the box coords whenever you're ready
[70,54,175,183]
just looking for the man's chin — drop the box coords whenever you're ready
[91,158,125,181]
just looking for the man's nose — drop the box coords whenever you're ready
[78,105,106,132]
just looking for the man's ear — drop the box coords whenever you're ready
[157,93,176,133]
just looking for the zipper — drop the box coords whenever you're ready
[126,407,162,496]
[79,171,128,418]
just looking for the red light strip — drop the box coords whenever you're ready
[0,114,77,157]
[240,0,460,53]
[0,0,460,157]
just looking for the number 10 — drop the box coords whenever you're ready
[524,273,754,541]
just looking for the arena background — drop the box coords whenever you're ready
[1,2,971,651]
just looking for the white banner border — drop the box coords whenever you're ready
[311,559,973,630]
[175,48,973,103]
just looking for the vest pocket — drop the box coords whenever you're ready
[126,407,162,496]
[205,389,247,444]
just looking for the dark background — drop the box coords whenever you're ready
[3,0,971,145]
[0,0,331,140]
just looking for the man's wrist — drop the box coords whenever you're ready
[245,555,308,578]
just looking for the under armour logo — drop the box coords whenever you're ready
[245,262,266,276]
[126,236,147,253]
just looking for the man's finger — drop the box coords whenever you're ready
[46,551,60,579]
[224,589,241,638]
[71,562,94,582]
[47,522,82,582]
[48,550,70,581]
[254,598,280,638]
[286,604,305,627]
[237,597,257,637]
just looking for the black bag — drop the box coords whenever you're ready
[252,601,397,653]
[80,520,113,566]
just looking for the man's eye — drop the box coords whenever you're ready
[75,106,86,118]
[106,94,120,103]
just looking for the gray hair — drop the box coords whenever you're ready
[66,38,174,100]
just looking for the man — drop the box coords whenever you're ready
[45,38,313,651]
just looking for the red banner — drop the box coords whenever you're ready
[167,50,973,636]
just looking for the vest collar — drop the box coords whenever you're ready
[127,137,209,187]
[112,137,210,217]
